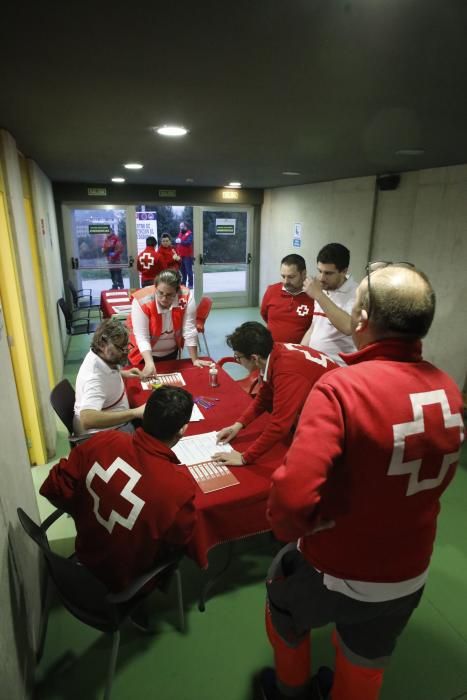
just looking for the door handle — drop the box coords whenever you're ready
[129,256,134,267]
[71,257,79,269]
[247,253,252,264]
[199,254,204,265]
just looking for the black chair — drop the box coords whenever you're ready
[67,280,101,316]
[50,378,92,447]
[58,298,99,336]
[17,507,185,700]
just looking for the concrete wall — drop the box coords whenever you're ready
[28,159,67,363]
[261,166,467,386]
[0,301,42,699]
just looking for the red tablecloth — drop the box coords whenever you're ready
[125,359,290,568]
[100,289,133,318]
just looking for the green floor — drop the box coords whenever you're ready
[33,308,467,700]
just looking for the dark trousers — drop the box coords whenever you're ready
[180,257,193,288]
[110,268,124,289]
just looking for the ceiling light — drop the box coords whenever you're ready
[395,149,424,156]
[185,178,194,183]
[124,162,143,170]
[226,182,242,188]
[111,177,125,183]
[156,125,188,137]
[282,171,301,176]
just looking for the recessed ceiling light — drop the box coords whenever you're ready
[124,162,143,170]
[111,177,125,183]
[185,178,194,183]
[226,182,242,188]
[282,171,301,176]
[395,149,424,156]
[155,125,188,137]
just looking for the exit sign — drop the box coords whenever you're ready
[88,187,107,196]
[222,190,239,200]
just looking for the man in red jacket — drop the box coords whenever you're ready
[259,264,464,700]
[136,235,159,287]
[102,227,124,289]
[158,233,181,272]
[261,254,314,343]
[175,221,194,288]
[213,322,337,465]
[40,386,197,593]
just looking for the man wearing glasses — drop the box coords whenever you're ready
[301,243,358,365]
[260,264,464,700]
[127,269,209,379]
[213,322,337,465]
[74,319,145,436]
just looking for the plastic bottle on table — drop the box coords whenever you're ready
[209,363,219,387]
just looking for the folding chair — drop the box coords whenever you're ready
[195,296,213,357]
[58,298,99,337]
[50,378,93,447]
[17,507,184,700]
[217,357,260,397]
[67,280,101,316]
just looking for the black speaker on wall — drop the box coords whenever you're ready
[377,174,400,191]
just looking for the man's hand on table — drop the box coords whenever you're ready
[121,367,144,379]
[192,359,212,368]
[216,422,243,445]
[212,449,245,466]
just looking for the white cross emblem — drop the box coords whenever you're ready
[140,252,155,270]
[86,458,145,533]
[296,304,310,317]
[387,389,464,496]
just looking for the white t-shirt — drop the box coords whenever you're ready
[308,275,358,365]
[73,350,129,434]
[131,290,198,358]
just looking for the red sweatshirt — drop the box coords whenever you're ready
[157,245,181,271]
[238,343,338,463]
[268,339,464,582]
[40,428,196,592]
[137,245,160,284]
[261,283,314,343]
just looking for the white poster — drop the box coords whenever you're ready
[215,218,236,236]
[293,222,302,238]
[136,212,158,254]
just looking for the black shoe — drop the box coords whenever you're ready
[255,668,281,700]
[310,666,334,700]
[255,667,313,700]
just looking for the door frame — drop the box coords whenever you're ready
[194,204,255,308]
[61,203,140,293]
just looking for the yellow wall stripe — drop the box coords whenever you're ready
[0,180,47,464]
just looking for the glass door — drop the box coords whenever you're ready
[195,206,254,307]
[62,205,139,302]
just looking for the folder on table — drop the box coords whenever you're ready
[187,461,239,494]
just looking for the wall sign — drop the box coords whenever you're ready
[89,224,112,235]
[215,218,236,236]
[88,187,107,196]
[159,189,177,198]
[222,190,239,200]
[293,238,301,248]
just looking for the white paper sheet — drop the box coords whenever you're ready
[190,403,204,422]
[172,431,232,465]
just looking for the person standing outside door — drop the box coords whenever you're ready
[175,221,194,289]
[102,227,124,289]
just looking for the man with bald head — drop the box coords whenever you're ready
[258,264,464,700]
